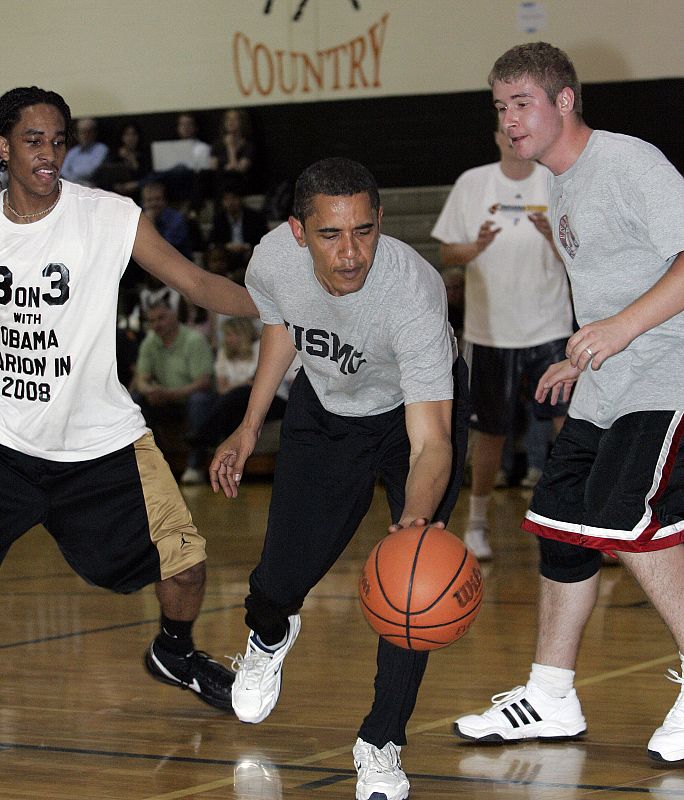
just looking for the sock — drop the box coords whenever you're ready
[529,662,575,698]
[467,494,490,531]
[253,628,288,653]
[252,632,287,653]
[157,614,194,656]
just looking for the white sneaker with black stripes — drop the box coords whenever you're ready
[453,683,587,743]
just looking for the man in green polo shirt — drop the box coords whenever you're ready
[136,298,214,483]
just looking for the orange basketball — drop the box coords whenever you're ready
[358,526,483,651]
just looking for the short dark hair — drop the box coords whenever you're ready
[293,157,380,223]
[141,180,167,198]
[146,294,175,313]
[489,42,583,115]
[0,86,72,172]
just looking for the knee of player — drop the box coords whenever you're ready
[539,536,602,583]
[169,561,206,591]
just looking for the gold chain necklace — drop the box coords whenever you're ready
[4,181,62,220]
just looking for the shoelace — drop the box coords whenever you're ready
[666,668,684,686]
[357,743,400,775]
[230,649,273,688]
[186,651,233,686]
[490,685,526,706]
[662,668,684,722]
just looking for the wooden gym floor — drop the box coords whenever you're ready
[2,479,684,799]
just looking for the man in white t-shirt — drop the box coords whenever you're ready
[432,123,573,560]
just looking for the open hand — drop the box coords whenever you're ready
[535,359,580,405]
[209,425,258,498]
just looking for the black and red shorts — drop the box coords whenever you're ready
[523,411,684,553]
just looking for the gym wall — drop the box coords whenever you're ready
[3,0,682,186]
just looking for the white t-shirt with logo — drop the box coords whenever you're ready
[432,161,573,348]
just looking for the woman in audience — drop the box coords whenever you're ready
[111,123,151,200]
[191,318,291,450]
[209,108,256,191]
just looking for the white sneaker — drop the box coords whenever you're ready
[648,669,684,763]
[454,682,587,742]
[353,738,409,800]
[231,615,301,723]
[520,466,543,489]
[494,469,509,488]
[180,467,205,485]
[464,528,493,561]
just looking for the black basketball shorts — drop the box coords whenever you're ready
[522,411,684,553]
[0,431,206,592]
[468,338,569,435]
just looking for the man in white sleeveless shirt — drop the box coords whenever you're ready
[0,86,257,712]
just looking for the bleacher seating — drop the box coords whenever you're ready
[378,186,451,268]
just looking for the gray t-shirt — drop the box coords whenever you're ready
[246,222,454,417]
[551,130,684,427]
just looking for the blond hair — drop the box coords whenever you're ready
[220,317,259,360]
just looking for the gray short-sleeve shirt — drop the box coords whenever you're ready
[246,223,455,417]
[551,131,684,427]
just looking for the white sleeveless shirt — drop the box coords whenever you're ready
[0,180,147,460]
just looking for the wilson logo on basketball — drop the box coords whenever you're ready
[453,566,483,609]
[359,574,371,598]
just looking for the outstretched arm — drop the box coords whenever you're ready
[389,399,452,532]
[209,323,296,497]
[131,213,258,318]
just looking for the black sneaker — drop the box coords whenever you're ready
[144,640,234,711]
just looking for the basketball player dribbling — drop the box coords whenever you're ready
[210,157,470,800]
[453,42,684,767]
[0,87,257,711]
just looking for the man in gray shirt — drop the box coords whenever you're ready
[210,157,469,800]
[454,41,684,767]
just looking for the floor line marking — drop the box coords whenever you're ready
[0,604,243,650]
[140,651,680,798]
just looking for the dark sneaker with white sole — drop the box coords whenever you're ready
[144,639,234,711]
